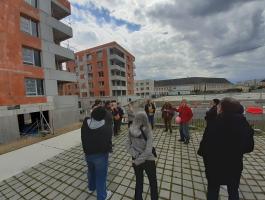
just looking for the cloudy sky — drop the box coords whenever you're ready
[65,0,265,83]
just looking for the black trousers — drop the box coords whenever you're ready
[207,178,240,200]
[133,160,158,200]
[163,118,172,132]
[128,121,133,128]
[113,120,119,136]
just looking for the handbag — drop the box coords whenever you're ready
[139,125,157,157]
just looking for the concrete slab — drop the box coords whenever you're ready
[0,129,81,182]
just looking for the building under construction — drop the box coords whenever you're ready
[0,0,79,143]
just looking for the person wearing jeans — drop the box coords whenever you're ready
[179,123,190,141]
[175,99,193,144]
[81,106,113,200]
[85,154,109,200]
[126,112,158,200]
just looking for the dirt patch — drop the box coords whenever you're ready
[0,122,82,155]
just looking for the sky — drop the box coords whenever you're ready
[65,0,265,83]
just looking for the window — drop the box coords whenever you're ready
[97,62,103,68]
[90,92,94,97]
[79,65,84,71]
[20,16,38,37]
[100,91,105,96]
[82,92,87,97]
[97,51,103,60]
[88,82,93,88]
[146,87,149,90]
[98,71,104,77]
[87,64,92,71]
[99,81,104,87]
[80,74,84,79]
[25,78,44,96]
[24,0,37,8]
[87,54,92,61]
[146,82,149,85]
[22,47,41,66]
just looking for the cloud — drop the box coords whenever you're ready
[66,0,265,82]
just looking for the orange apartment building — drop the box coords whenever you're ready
[0,0,79,143]
[65,42,136,98]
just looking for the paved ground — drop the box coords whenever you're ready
[0,126,265,200]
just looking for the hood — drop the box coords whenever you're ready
[129,111,149,137]
[87,118,105,129]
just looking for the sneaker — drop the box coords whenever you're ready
[88,189,94,194]
[184,140,189,144]
[106,190,112,200]
[178,139,185,142]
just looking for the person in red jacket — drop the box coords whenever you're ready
[175,99,193,144]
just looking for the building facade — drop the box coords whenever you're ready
[154,77,232,96]
[65,42,136,98]
[134,79,155,98]
[0,0,78,143]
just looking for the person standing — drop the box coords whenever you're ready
[81,106,113,200]
[161,102,174,133]
[104,101,113,125]
[127,102,135,128]
[117,102,124,131]
[175,99,193,144]
[144,99,156,129]
[126,112,158,200]
[111,101,120,136]
[205,99,220,125]
[198,98,254,200]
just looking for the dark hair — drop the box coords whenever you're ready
[91,106,106,121]
[95,99,102,105]
[111,100,116,103]
[220,98,242,114]
[105,100,111,106]
[213,99,220,105]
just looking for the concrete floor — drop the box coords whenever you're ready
[0,127,265,200]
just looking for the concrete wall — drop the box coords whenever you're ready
[0,116,20,144]
[51,96,79,129]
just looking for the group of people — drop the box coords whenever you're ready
[145,99,193,144]
[81,97,254,200]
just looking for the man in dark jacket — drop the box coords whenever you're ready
[198,98,254,200]
[81,106,113,200]
[117,102,124,131]
[205,99,220,124]
[144,99,156,129]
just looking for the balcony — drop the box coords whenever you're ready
[109,54,125,63]
[111,86,127,90]
[51,0,71,20]
[109,64,125,72]
[110,75,126,81]
[47,43,74,62]
[48,16,73,43]
[46,68,77,82]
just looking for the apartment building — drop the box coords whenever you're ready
[0,0,78,143]
[65,42,136,98]
[154,77,232,96]
[134,79,155,98]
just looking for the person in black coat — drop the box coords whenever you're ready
[81,106,113,200]
[198,98,254,200]
[205,99,220,124]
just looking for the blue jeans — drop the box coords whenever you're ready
[85,153,109,200]
[148,115,154,129]
[179,123,190,141]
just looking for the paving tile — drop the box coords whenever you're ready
[1,127,264,200]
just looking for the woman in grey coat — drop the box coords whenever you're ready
[126,112,158,200]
